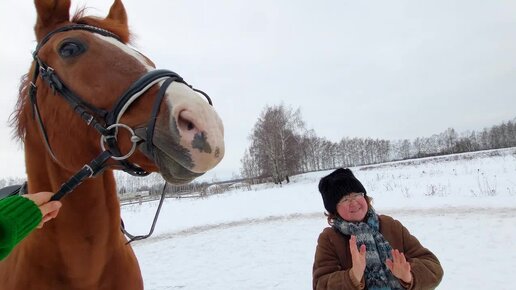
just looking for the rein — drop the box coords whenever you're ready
[23,24,213,241]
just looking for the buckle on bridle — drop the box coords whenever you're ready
[40,66,63,95]
[83,112,95,125]
[82,164,94,178]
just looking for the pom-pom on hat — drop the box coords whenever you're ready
[318,168,367,215]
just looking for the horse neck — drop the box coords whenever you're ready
[0,126,143,289]
[23,130,124,245]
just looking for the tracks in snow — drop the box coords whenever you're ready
[132,206,516,246]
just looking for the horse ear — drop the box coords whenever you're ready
[103,0,129,42]
[106,0,128,29]
[34,0,71,41]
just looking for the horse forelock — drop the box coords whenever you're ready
[72,8,131,44]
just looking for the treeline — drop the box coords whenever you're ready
[241,104,516,183]
[0,172,208,197]
[114,172,215,197]
[1,107,514,194]
[0,177,26,189]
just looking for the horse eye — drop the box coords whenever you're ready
[58,41,85,58]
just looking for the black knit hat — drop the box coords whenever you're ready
[318,168,367,214]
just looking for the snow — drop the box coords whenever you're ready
[121,148,516,289]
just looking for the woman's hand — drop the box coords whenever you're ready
[24,192,62,228]
[386,249,412,284]
[349,235,366,282]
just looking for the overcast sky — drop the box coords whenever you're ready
[1,0,515,180]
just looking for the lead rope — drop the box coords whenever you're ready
[121,182,168,244]
[50,151,112,201]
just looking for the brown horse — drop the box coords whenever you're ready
[0,0,224,289]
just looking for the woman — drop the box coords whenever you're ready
[313,168,443,290]
[0,192,61,260]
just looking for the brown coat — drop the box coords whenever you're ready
[313,215,443,290]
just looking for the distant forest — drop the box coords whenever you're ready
[241,104,516,184]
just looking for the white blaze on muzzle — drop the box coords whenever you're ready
[160,82,225,173]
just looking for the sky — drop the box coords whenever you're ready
[1,0,516,179]
[121,148,516,289]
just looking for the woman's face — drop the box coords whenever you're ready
[336,192,368,222]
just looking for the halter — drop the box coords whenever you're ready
[29,24,213,241]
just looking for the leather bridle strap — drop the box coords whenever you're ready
[34,24,122,52]
[121,182,168,244]
[28,24,214,242]
[146,77,174,158]
[50,151,112,201]
[103,70,185,175]
[106,69,184,124]
[26,24,160,200]
[104,70,184,163]
[28,25,191,182]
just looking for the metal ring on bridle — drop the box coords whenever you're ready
[100,123,140,161]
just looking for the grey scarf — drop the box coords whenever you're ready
[332,208,403,290]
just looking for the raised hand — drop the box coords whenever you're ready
[386,249,412,284]
[349,235,367,282]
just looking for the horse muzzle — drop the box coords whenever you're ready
[136,81,225,184]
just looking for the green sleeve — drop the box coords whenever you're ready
[0,195,43,260]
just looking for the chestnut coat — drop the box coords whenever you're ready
[313,215,443,290]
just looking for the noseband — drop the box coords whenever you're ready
[29,24,213,202]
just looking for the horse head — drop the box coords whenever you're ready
[16,0,224,185]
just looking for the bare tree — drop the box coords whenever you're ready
[240,148,261,179]
[242,104,305,183]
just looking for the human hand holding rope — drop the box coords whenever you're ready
[24,191,62,228]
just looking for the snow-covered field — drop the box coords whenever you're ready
[121,148,516,290]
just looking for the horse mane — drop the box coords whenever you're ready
[10,73,30,142]
[10,7,132,143]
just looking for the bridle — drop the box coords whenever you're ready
[29,24,213,241]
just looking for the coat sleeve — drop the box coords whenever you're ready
[397,220,444,290]
[0,195,42,260]
[312,229,363,290]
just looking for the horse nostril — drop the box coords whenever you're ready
[178,110,198,133]
[187,122,194,131]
